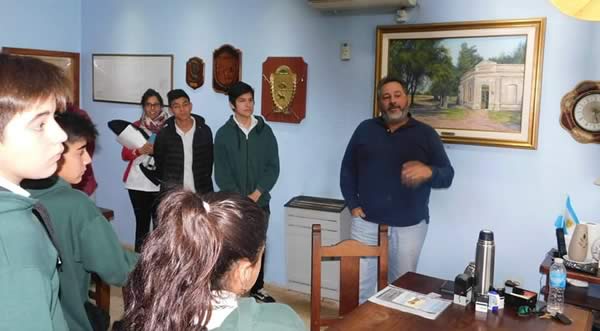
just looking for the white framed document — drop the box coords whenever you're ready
[92,54,173,106]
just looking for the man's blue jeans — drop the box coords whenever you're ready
[351,216,428,303]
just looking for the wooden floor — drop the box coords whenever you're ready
[108,283,338,330]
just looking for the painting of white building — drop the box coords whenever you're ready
[458,60,524,111]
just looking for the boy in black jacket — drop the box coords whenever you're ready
[154,89,214,195]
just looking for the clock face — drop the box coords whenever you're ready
[560,81,600,144]
[574,93,600,132]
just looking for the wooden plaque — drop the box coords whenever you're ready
[261,57,307,124]
[186,57,204,90]
[213,45,241,93]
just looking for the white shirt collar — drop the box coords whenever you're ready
[233,115,258,139]
[175,116,196,135]
[192,290,239,330]
[0,176,30,197]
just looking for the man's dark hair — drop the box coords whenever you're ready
[227,81,254,106]
[55,111,98,144]
[141,88,164,107]
[167,89,190,106]
[376,76,408,99]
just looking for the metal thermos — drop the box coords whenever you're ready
[474,230,495,296]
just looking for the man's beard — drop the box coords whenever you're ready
[381,105,408,124]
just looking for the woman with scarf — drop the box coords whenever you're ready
[121,88,169,252]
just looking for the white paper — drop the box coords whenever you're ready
[368,285,452,320]
[116,125,148,149]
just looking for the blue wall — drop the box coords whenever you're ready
[0,0,81,52]
[81,0,600,291]
[5,0,598,291]
[80,0,393,287]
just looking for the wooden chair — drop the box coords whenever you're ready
[310,223,388,331]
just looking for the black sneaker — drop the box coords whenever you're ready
[251,288,276,303]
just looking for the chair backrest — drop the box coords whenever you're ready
[310,223,388,331]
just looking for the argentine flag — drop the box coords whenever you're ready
[554,196,580,235]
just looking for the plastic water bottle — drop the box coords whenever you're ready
[547,257,567,314]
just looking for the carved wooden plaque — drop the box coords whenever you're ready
[213,45,241,93]
[186,57,204,90]
[261,57,307,123]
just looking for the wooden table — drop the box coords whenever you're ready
[540,252,600,311]
[326,272,593,331]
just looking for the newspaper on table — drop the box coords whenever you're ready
[368,284,452,320]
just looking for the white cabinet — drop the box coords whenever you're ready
[285,196,352,300]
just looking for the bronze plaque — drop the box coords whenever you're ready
[213,44,241,93]
[261,57,307,124]
[186,57,204,90]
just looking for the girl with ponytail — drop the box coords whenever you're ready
[123,190,304,330]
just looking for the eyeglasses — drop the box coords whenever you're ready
[144,102,161,109]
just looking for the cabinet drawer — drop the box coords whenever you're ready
[285,207,340,222]
[287,215,338,231]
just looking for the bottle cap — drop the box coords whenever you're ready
[479,230,494,241]
[554,258,563,264]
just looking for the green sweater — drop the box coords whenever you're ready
[27,178,139,331]
[216,298,305,330]
[0,188,68,331]
[214,116,280,207]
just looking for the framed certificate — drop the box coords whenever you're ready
[92,54,173,106]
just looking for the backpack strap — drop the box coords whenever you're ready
[31,202,63,271]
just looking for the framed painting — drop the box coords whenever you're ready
[375,18,546,149]
[2,47,80,108]
[92,54,173,106]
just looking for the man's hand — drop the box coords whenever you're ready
[351,207,366,219]
[401,160,432,188]
[248,190,262,203]
[137,143,154,155]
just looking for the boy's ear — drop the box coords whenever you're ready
[229,102,236,111]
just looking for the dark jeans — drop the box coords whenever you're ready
[128,190,158,252]
[251,204,270,293]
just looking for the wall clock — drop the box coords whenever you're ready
[560,81,600,143]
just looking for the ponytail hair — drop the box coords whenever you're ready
[123,190,267,330]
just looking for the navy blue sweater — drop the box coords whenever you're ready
[340,116,454,227]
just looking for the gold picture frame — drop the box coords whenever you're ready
[375,18,546,149]
[2,47,80,108]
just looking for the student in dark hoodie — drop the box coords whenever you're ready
[214,81,280,303]
[154,89,214,196]
[0,54,69,330]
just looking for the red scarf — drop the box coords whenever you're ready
[140,110,169,134]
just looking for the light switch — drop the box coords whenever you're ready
[340,41,351,61]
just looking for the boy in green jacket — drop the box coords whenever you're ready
[25,111,139,331]
[214,81,280,303]
[0,54,70,330]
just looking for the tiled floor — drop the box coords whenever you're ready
[107,284,338,330]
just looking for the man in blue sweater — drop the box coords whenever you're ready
[340,76,454,303]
